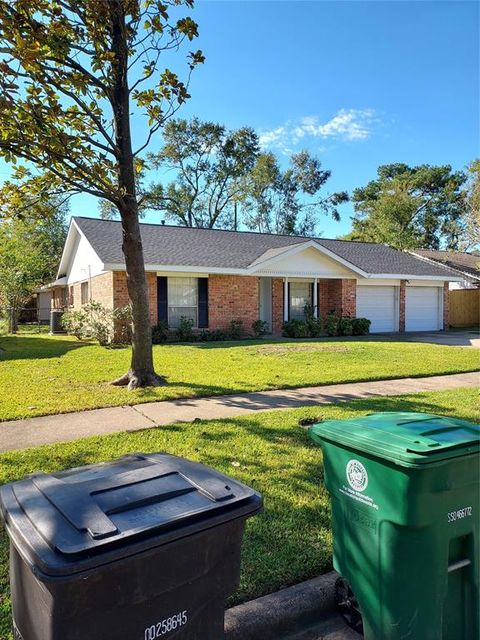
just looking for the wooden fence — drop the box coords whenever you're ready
[448,289,480,327]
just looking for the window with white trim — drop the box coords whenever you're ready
[168,277,198,328]
[289,282,311,320]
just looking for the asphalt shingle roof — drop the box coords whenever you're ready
[73,217,456,278]
[414,249,480,280]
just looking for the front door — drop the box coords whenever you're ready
[259,277,272,332]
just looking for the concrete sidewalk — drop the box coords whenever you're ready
[0,371,478,452]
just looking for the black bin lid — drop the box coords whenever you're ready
[0,453,262,577]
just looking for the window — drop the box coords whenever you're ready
[168,277,198,328]
[81,282,89,305]
[69,286,74,307]
[289,282,311,320]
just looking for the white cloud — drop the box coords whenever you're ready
[258,126,287,147]
[259,109,376,153]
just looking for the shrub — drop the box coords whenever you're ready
[282,319,308,338]
[152,320,169,344]
[252,319,269,337]
[338,315,354,336]
[176,316,196,342]
[325,313,338,337]
[228,318,244,340]
[62,302,132,346]
[352,317,371,336]
[82,301,114,346]
[199,328,229,341]
[61,309,86,340]
[304,302,323,338]
[306,315,323,338]
[113,304,133,344]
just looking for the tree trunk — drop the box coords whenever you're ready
[109,0,164,390]
[8,306,18,334]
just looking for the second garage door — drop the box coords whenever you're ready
[405,286,442,331]
[357,286,397,333]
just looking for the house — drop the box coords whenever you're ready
[33,285,53,323]
[411,249,480,290]
[49,217,461,335]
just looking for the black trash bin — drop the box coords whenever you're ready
[0,452,262,640]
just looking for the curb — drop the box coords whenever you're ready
[224,572,338,640]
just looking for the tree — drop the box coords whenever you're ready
[460,160,480,250]
[242,150,348,236]
[146,117,260,228]
[0,197,68,332]
[348,163,468,250]
[0,0,204,388]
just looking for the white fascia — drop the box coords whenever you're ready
[365,273,462,282]
[56,218,78,279]
[246,239,370,277]
[104,263,248,275]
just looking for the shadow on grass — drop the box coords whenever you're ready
[0,335,92,361]
[132,380,238,401]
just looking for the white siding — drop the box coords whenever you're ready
[256,246,357,278]
[66,233,105,285]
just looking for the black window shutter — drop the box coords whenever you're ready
[310,282,314,310]
[198,278,208,328]
[157,277,168,324]
[287,282,291,321]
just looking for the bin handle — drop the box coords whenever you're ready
[448,559,471,573]
[31,475,119,540]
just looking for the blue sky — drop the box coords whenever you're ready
[2,0,479,238]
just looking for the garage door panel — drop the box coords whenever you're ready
[357,286,397,333]
[405,287,442,331]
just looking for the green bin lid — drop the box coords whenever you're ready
[309,412,480,466]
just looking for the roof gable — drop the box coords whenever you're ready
[249,241,365,277]
[413,249,480,280]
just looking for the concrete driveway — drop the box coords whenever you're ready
[396,330,480,348]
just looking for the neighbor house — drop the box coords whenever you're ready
[411,249,480,290]
[48,217,461,334]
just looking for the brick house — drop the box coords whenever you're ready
[48,217,460,334]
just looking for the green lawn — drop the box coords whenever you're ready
[0,388,478,640]
[0,332,479,421]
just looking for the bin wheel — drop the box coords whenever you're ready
[334,576,364,635]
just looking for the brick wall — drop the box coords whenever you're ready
[399,280,406,332]
[90,272,114,308]
[327,279,356,317]
[208,275,259,333]
[67,272,114,310]
[443,281,449,329]
[51,287,66,310]
[272,278,284,335]
[318,281,330,317]
[113,271,157,324]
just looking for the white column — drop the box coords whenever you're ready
[313,278,318,318]
[283,277,289,321]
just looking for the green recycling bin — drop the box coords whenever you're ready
[309,412,479,640]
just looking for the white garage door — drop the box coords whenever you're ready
[357,286,397,332]
[405,287,442,331]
